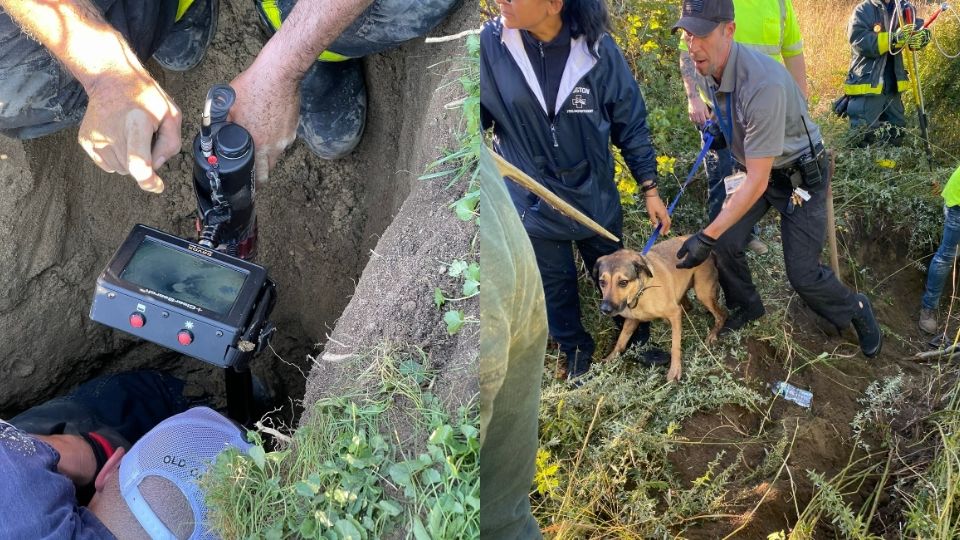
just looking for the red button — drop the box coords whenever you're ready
[177,329,194,346]
[129,313,146,328]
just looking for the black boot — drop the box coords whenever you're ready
[851,293,882,358]
[296,59,367,160]
[153,0,219,72]
[719,303,765,337]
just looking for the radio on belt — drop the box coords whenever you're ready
[90,224,276,369]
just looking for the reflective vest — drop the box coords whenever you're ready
[844,0,912,96]
[679,0,805,62]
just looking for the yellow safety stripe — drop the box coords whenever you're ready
[176,0,195,22]
[259,0,351,62]
[782,39,803,57]
[877,31,889,56]
[844,78,910,95]
[844,82,883,95]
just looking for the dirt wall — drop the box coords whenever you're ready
[0,0,478,415]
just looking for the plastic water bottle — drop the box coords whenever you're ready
[772,381,813,408]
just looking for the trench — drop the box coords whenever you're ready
[0,0,477,422]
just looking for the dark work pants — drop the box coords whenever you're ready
[529,232,650,377]
[847,93,907,145]
[713,168,858,329]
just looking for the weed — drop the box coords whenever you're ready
[202,348,479,539]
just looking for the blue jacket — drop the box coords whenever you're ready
[480,19,658,241]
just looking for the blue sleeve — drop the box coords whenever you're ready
[603,37,658,183]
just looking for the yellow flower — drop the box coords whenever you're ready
[876,158,896,169]
[534,449,561,495]
[617,175,638,206]
[656,155,677,176]
[641,40,659,53]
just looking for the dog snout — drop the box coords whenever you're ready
[600,301,615,316]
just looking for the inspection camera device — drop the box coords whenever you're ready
[89,85,275,424]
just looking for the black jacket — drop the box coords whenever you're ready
[480,19,658,241]
[844,0,917,95]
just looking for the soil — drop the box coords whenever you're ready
[666,222,956,538]
[0,0,479,425]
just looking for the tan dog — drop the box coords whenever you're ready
[593,236,726,382]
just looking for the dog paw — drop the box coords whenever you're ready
[666,366,682,382]
[600,354,618,363]
[706,332,719,345]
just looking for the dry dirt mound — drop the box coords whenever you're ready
[0,0,478,417]
[667,228,947,538]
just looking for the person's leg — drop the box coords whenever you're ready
[0,1,177,139]
[152,0,219,72]
[713,193,771,322]
[705,146,733,222]
[775,174,858,328]
[847,95,885,146]
[529,236,595,378]
[254,0,461,159]
[777,169,882,355]
[884,93,908,146]
[922,205,960,311]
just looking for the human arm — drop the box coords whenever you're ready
[228,0,374,181]
[783,55,808,99]
[703,156,772,239]
[34,434,97,486]
[679,49,709,125]
[0,0,181,193]
[849,4,899,57]
[781,0,808,98]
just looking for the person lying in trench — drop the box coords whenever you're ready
[0,0,460,190]
[1,406,249,539]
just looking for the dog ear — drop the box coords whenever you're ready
[633,254,654,280]
[592,258,602,280]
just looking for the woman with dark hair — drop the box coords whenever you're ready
[481,0,671,382]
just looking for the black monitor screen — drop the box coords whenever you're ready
[120,239,248,314]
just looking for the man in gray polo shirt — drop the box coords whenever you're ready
[670,0,882,358]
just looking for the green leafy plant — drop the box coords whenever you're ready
[202,349,479,539]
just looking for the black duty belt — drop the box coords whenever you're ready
[770,142,827,188]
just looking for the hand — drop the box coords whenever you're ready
[79,72,182,193]
[687,94,709,125]
[893,26,914,50]
[645,192,672,235]
[908,28,931,50]
[35,433,97,486]
[676,230,716,269]
[228,61,301,184]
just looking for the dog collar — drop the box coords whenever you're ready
[626,280,657,309]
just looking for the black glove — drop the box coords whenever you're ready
[676,231,716,269]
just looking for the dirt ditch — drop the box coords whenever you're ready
[666,221,954,538]
[0,1,478,421]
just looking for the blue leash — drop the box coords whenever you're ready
[641,121,716,255]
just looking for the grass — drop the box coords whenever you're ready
[202,347,479,539]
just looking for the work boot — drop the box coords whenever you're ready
[851,293,883,358]
[746,238,769,255]
[153,0,219,71]
[919,307,938,334]
[719,304,765,337]
[296,59,367,160]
